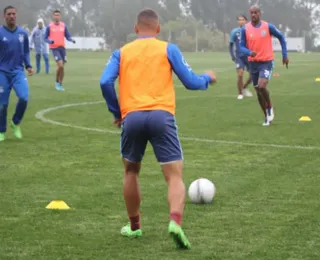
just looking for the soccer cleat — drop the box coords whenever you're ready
[243,88,253,97]
[266,107,274,122]
[0,133,5,142]
[262,118,270,126]
[120,223,142,238]
[168,220,191,249]
[11,122,22,139]
[59,84,65,91]
[55,82,61,91]
[237,94,244,100]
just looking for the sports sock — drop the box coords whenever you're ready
[170,212,182,226]
[129,215,140,231]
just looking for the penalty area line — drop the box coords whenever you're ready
[35,101,320,151]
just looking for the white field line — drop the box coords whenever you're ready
[35,100,320,151]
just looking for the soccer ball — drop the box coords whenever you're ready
[188,178,216,204]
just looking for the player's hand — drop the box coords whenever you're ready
[205,71,217,84]
[27,68,35,76]
[283,57,289,69]
[250,52,257,57]
[114,118,122,128]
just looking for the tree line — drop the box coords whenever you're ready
[2,0,320,51]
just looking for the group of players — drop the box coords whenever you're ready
[229,7,289,126]
[0,6,75,141]
[0,4,289,250]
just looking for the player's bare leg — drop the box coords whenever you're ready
[255,88,267,114]
[55,66,60,85]
[56,61,64,91]
[243,74,253,97]
[121,159,142,238]
[162,161,191,249]
[258,78,274,123]
[162,161,185,217]
[60,65,65,87]
[244,75,252,89]
[236,69,244,100]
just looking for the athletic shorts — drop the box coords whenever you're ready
[236,56,250,71]
[249,61,274,86]
[51,47,67,63]
[120,110,183,164]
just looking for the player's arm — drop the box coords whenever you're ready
[23,33,32,69]
[100,50,121,119]
[167,43,214,90]
[65,26,75,43]
[268,23,288,59]
[44,26,54,44]
[229,30,236,61]
[239,27,253,56]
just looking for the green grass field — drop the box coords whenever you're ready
[1,51,320,260]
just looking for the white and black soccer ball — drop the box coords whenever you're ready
[188,178,216,204]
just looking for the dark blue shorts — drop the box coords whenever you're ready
[120,110,183,164]
[249,61,274,86]
[236,56,249,71]
[51,47,67,63]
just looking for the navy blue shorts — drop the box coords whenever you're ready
[120,110,183,164]
[249,61,274,86]
[236,56,249,71]
[51,47,67,63]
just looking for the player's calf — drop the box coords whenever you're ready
[236,69,244,100]
[162,161,185,221]
[122,159,142,236]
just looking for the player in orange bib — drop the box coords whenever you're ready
[100,9,216,249]
[44,10,75,91]
[240,5,289,126]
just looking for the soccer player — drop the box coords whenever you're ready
[240,5,289,126]
[30,18,49,74]
[0,6,34,142]
[44,10,75,91]
[229,15,253,100]
[100,9,216,249]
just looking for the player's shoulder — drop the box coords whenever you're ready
[16,26,29,35]
[231,27,239,34]
[167,42,181,54]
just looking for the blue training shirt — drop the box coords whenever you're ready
[100,39,212,119]
[229,27,244,60]
[0,26,32,73]
[239,22,288,59]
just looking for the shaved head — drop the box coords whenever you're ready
[249,5,260,12]
[249,5,261,24]
[137,9,159,30]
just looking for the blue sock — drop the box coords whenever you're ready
[0,104,8,133]
[12,99,28,125]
